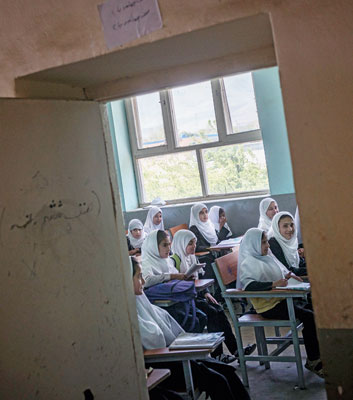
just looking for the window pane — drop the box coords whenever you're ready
[172,81,218,147]
[139,151,202,202]
[223,72,260,133]
[135,92,166,148]
[203,142,269,195]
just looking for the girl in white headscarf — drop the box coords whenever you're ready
[237,228,323,378]
[141,230,207,333]
[171,229,255,363]
[209,206,233,238]
[131,256,251,400]
[257,198,279,232]
[189,203,231,301]
[268,212,307,276]
[141,230,184,288]
[126,219,146,256]
[144,206,164,234]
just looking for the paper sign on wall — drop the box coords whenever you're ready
[98,0,163,49]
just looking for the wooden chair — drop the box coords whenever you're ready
[212,250,308,389]
[169,223,188,237]
[144,346,216,400]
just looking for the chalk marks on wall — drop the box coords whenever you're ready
[9,190,101,232]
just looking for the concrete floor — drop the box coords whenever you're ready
[224,306,327,400]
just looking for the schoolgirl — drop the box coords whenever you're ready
[126,218,145,256]
[141,230,207,333]
[237,228,323,378]
[257,197,279,232]
[189,203,229,251]
[209,206,233,238]
[144,206,164,234]
[132,256,251,400]
[189,203,230,300]
[268,211,307,276]
[170,229,255,363]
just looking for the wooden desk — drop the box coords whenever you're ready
[208,244,240,252]
[195,251,210,257]
[147,368,171,391]
[195,279,214,291]
[208,237,242,252]
[144,347,216,400]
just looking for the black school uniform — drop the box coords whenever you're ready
[268,237,307,276]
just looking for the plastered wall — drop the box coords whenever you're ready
[1,0,353,398]
[124,194,297,237]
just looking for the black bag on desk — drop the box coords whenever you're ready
[144,280,197,331]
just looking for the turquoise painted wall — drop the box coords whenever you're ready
[253,67,295,195]
[109,66,295,210]
[108,101,139,211]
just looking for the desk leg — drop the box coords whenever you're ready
[182,360,195,400]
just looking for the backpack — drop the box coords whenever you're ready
[144,280,197,331]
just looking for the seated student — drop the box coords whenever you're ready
[257,197,279,233]
[268,212,307,276]
[144,206,164,234]
[209,206,233,238]
[126,219,146,256]
[237,228,324,378]
[189,203,230,252]
[189,203,230,300]
[132,256,251,400]
[141,230,207,333]
[170,229,255,363]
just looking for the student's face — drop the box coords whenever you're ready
[153,212,162,225]
[131,228,142,239]
[158,236,171,258]
[219,210,226,221]
[186,238,197,255]
[261,233,270,256]
[199,208,208,222]
[278,216,295,240]
[266,201,279,220]
[133,265,145,295]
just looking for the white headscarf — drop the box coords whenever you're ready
[294,206,302,244]
[141,230,178,278]
[258,198,278,232]
[171,229,198,274]
[189,203,218,245]
[144,206,164,234]
[127,219,146,249]
[135,292,184,349]
[237,228,289,289]
[268,211,300,269]
[208,206,232,237]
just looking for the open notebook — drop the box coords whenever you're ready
[276,277,310,290]
[185,262,205,279]
[169,332,224,350]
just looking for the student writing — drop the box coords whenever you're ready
[237,228,323,378]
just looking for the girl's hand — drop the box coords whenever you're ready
[205,292,219,304]
[285,272,303,282]
[272,278,288,288]
[298,248,305,258]
[128,248,140,256]
[170,273,187,280]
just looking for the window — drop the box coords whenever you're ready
[125,72,269,206]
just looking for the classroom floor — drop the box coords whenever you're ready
[222,305,327,400]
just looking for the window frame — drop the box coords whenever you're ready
[125,75,269,207]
